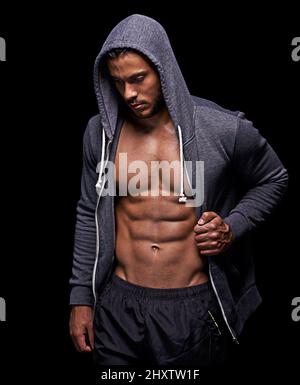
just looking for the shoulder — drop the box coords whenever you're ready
[191,96,250,158]
[86,114,102,133]
[192,95,247,142]
[192,95,245,125]
[83,114,103,159]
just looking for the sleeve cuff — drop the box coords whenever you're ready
[69,285,94,307]
[224,211,250,241]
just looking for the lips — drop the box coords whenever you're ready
[131,103,142,107]
[130,103,145,110]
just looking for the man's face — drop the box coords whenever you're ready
[106,51,165,119]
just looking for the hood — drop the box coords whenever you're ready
[93,14,195,142]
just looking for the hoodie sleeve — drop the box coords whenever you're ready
[224,115,288,241]
[69,118,100,306]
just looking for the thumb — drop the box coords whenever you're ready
[197,211,217,225]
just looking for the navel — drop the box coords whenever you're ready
[151,244,160,254]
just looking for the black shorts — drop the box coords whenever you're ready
[93,273,231,366]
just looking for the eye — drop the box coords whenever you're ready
[132,76,144,83]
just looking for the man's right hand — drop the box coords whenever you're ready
[69,305,94,353]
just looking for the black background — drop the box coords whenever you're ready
[0,2,299,383]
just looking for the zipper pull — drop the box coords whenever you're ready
[208,310,222,336]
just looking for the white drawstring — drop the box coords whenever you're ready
[95,129,106,195]
[93,128,111,303]
[177,124,187,203]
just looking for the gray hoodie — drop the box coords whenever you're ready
[69,14,288,340]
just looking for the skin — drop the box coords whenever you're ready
[70,51,233,352]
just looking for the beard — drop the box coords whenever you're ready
[119,89,166,121]
[139,91,165,118]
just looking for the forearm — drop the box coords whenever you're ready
[69,201,97,306]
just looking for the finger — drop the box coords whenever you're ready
[70,319,87,352]
[86,323,94,350]
[194,233,209,242]
[196,241,219,250]
[194,224,209,234]
[195,231,219,242]
[75,333,89,352]
[70,323,82,352]
[70,334,79,351]
[197,211,218,225]
[200,248,221,256]
[194,221,218,234]
[71,333,82,352]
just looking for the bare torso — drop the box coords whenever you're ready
[114,119,208,288]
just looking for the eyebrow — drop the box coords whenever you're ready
[111,70,147,82]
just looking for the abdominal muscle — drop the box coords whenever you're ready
[114,195,209,288]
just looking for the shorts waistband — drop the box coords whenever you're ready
[110,273,211,300]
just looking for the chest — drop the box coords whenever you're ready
[114,122,182,193]
[116,125,179,164]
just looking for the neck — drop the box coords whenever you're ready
[127,106,172,132]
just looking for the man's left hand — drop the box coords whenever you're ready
[194,211,233,256]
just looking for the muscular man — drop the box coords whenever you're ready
[69,14,288,366]
[112,51,216,289]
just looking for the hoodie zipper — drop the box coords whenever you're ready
[178,124,238,344]
[209,264,239,344]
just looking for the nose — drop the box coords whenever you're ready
[124,83,138,102]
